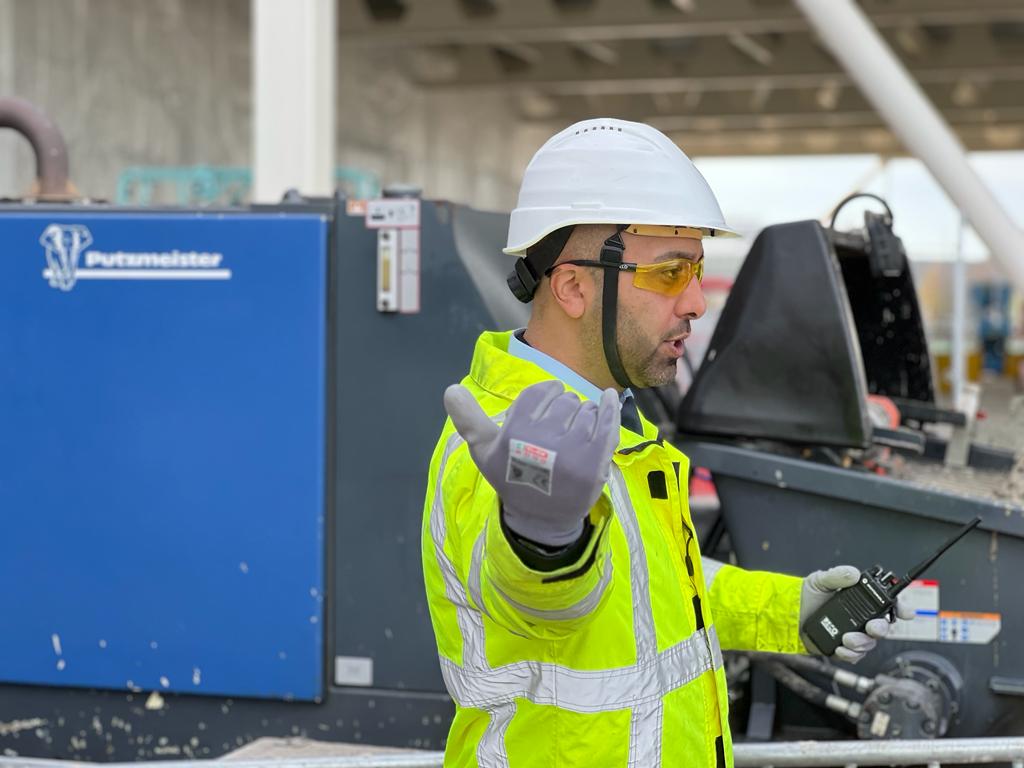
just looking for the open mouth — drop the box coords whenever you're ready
[663,337,686,357]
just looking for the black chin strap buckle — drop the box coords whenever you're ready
[601,230,626,261]
[507,258,540,303]
[507,226,577,304]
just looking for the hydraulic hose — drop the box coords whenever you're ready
[760,660,863,720]
[752,652,894,695]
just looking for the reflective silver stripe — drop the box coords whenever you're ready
[703,557,726,592]
[628,700,664,768]
[432,416,511,765]
[478,703,514,768]
[607,466,657,661]
[468,525,490,618]
[709,624,725,671]
[491,556,613,622]
[610,464,667,765]
[432,427,496,670]
[440,626,714,713]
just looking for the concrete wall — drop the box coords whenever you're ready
[0,0,251,201]
[334,44,545,211]
[0,0,542,211]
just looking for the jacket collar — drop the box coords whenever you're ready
[468,331,662,454]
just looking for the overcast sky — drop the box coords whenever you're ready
[694,150,1024,267]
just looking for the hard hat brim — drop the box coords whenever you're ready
[503,216,740,256]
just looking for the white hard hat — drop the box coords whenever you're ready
[505,117,737,255]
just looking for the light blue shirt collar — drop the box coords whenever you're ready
[508,329,634,405]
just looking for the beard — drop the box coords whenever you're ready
[618,304,685,388]
[583,282,687,389]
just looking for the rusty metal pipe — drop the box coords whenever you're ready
[0,96,71,197]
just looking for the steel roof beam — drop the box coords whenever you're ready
[341,0,1024,46]
[515,81,1024,125]
[395,26,1024,92]
[660,123,1024,156]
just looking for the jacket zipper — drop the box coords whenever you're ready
[673,462,716,666]
[675,461,726,765]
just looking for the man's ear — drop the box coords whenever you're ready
[546,265,590,320]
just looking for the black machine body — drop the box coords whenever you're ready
[802,517,981,657]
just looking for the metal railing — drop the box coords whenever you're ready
[733,738,1024,768]
[1,738,1022,768]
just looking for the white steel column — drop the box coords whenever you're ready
[793,0,1024,292]
[251,0,336,202]
[951,213,968,407]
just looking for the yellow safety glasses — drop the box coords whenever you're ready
[546,256,704,296]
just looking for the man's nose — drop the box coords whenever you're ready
[674,278,707,320]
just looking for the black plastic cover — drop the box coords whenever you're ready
[831,222,935,403]
[677,220,872,448]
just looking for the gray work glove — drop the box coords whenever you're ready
[800,566,916,663]
[444,380,621,548]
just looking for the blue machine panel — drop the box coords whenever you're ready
[0,212,327,701]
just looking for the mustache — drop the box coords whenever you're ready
[665,321,691,341]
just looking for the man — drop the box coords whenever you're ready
[421,118,912,767]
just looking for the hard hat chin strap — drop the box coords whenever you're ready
[599,228,634,391]
[508,223,633,389]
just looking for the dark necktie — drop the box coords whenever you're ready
[620,396,643,435]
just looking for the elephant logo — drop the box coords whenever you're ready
[40,224,93,291]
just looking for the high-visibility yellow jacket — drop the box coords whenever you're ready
[422,331,806,767]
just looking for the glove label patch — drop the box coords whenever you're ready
[507,440,555,495]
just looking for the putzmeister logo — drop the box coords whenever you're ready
[40,224,231,292]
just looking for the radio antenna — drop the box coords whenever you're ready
[897,517,981,592]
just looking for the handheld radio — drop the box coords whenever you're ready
[802,516,981,656]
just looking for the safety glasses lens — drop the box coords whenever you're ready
[632,259,703,295]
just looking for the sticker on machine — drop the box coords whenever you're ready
[885,580,1001,644]
[888,580,940,641]
[938,611,1001,644]
[364,199,419,229]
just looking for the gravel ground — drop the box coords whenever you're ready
[221,737,424,760]
[892,378,1024,508]
[893,454,1024,507]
